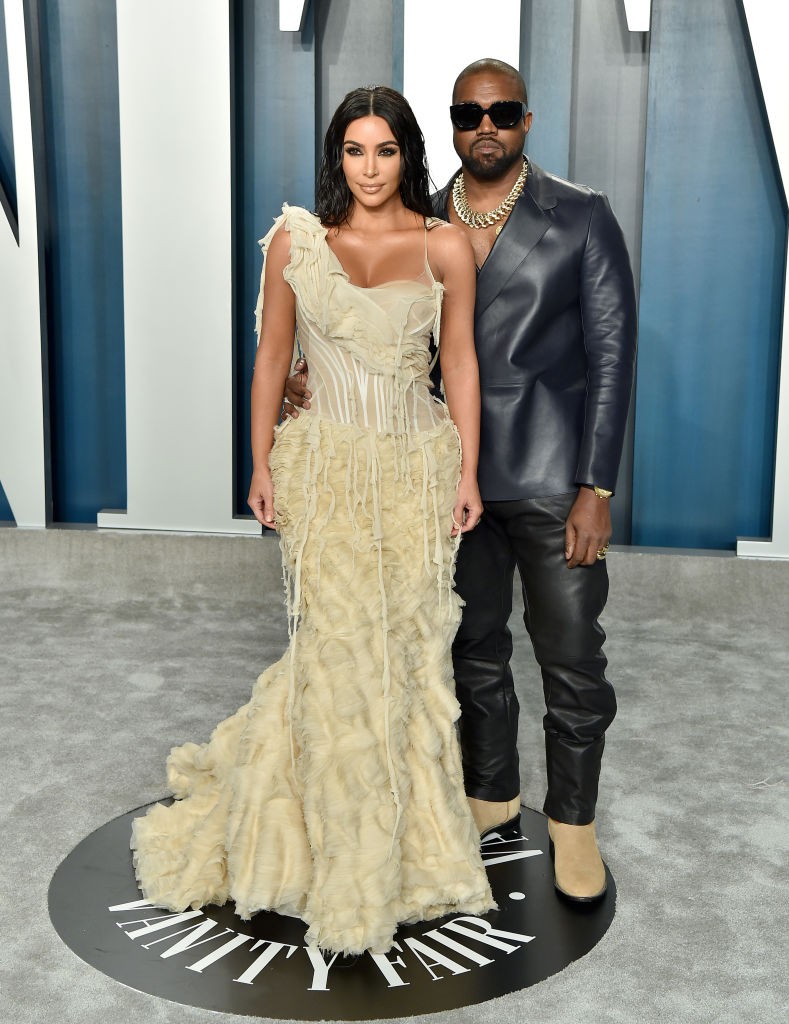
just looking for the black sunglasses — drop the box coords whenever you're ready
[449,100,527,131]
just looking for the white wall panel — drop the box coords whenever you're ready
[0,0,46,527]
[279,0,310,32]
[623,0,651,32]
[99,0,258,534]
[403,0,521,190]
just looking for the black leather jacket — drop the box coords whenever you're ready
[432,160,637,500]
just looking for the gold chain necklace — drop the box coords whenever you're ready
[452,158,528,233]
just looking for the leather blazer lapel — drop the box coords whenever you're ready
[475,166,554,319]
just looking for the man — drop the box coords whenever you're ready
[287,59,637,903]
[439,58,636,903]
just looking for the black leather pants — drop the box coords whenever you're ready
[452,492,616,825]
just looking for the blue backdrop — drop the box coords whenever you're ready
[0,0,785,547]
[233,0,317,516]
[632,0,785,547]
[37,0,126,523]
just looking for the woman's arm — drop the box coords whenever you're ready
[431,224,483,535]
[247,227,297,528]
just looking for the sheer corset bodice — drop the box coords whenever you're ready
[256,205,449,436]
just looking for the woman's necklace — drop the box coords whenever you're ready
[452,158,528,235]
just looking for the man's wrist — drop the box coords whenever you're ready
[580,484,613,499]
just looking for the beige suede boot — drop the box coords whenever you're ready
[547,818,607,901]
[468,796,521,838]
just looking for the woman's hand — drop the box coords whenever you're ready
[451,474,483,536]
[247,467,277,529]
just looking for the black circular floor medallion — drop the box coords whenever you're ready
[49,803,615,1019]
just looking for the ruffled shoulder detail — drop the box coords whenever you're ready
[254,205,327,339]
[259,204,326,253]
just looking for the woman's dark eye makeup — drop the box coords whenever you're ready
[343,145,399,156]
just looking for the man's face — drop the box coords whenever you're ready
[452,72,532,182]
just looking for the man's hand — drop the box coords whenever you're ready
[283,356,311,418]
[565,487,612,568]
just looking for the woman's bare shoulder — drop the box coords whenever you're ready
[265,223,291,262]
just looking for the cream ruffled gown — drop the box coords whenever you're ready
[131,205,494,955]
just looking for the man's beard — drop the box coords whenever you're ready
[460,144,524,182]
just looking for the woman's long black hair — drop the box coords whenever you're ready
[315,86,433,227]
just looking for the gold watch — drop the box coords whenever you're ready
[592,486,613,499]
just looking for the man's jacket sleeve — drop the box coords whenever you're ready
[575,193,638,493]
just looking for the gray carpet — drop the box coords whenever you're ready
[0,528,787,1023]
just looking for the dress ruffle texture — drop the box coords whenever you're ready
[131,206,494,955]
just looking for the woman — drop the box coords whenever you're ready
[131,86,493,955]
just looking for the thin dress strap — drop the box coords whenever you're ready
[423,218,437,284]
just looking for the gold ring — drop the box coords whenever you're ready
[596,545,609,560]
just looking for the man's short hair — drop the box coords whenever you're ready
[452,58,528,106]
